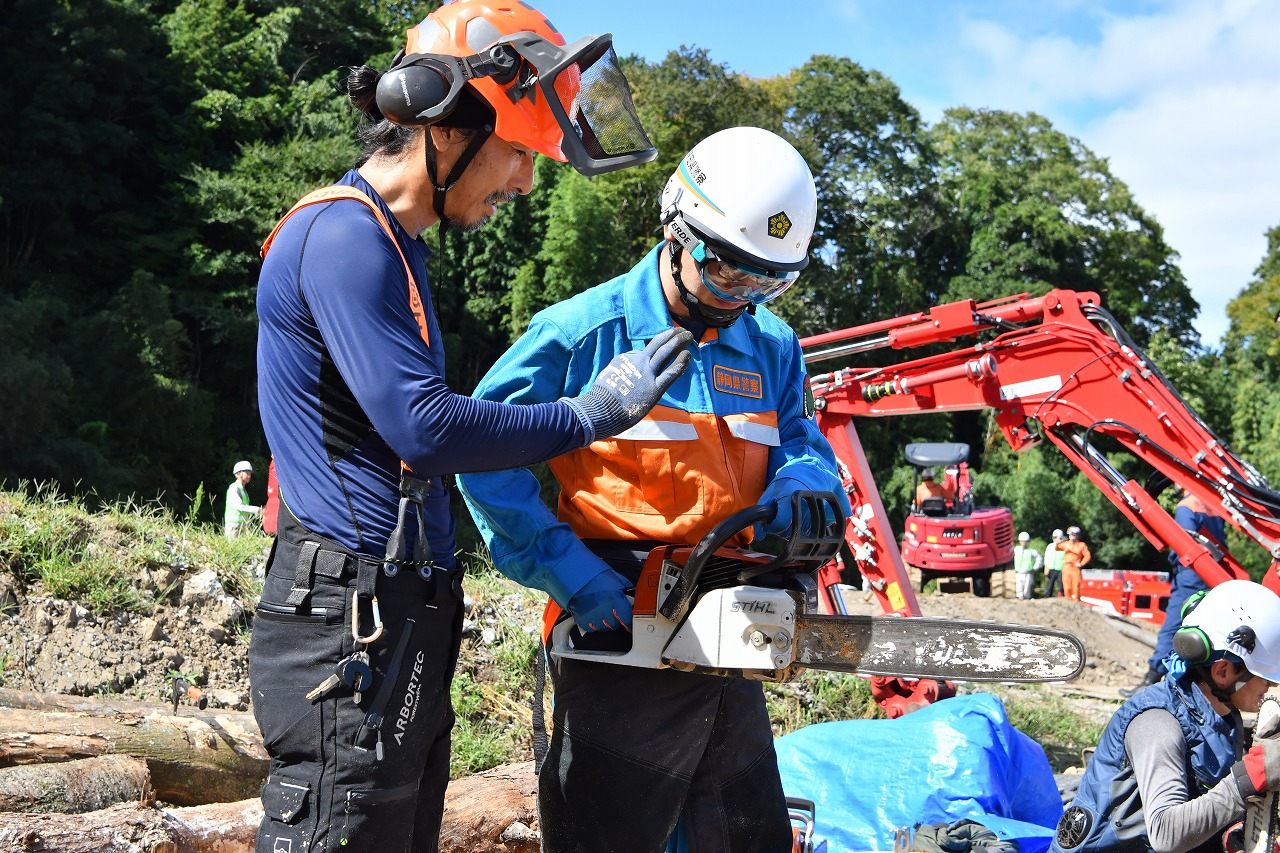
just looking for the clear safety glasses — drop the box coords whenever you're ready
[666,213,800,305]
[697,251,801,305]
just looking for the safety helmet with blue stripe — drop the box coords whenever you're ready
[660,127,817,307]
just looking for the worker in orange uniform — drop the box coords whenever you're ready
[1055,525,1092,601]
[915,467,955,506]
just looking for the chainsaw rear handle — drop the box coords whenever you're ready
[658,490,845,623]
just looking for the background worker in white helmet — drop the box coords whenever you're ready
[1050,579,1280,853]
[223,461,260,538]
[1013,531,1042,599]
[1044,528,1067,597]
[459,126,850,853]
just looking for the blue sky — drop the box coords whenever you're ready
[535,0,1280,346]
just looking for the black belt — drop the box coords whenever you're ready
[271,501,451,609]
[581,539,664,585]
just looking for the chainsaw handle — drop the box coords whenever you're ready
[658,504,774,623]
[658,491,844,623]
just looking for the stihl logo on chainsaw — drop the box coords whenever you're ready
[730,600,776,614]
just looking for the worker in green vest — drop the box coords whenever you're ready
[1014,531,1043,599]
[224,460,260,538]
[1043,528,1067,598]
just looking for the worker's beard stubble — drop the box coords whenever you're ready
[446,189,519,234]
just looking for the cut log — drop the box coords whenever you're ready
[0,689,267,807]
[0,761,541,852]
[0,797,260,853]
[438,760,539,852]
[0,755,149,813]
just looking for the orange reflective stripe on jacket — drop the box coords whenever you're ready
[261,185,430,348]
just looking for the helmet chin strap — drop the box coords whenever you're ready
[668,242,748,328]
[424,123,494,326]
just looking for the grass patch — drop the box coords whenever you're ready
[450,670,526,776]
[448,549,547,777]
[0,482,267,617]
[768,671,882,735]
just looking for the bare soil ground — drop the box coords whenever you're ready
[0,567,1158,712]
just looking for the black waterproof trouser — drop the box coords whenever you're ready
[248,510,463,853]
[539,544,792,853]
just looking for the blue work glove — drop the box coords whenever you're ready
[753,478,810,542]
[565,568,633,633]
[565,328,695,444]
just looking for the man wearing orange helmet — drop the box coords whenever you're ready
[249,3,685,851]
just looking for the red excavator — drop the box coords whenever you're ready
[901,441,1014,597]
[800,289,1279,716]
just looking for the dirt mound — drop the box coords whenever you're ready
[0,568,259,711]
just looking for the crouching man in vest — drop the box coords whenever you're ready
[1051,579,1280,853]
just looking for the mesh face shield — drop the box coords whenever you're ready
[503,33,656,176]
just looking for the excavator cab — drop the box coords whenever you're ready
[902,442,1015,597]
[907,442,969,516]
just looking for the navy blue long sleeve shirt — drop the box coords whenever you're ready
[257,170,586,562]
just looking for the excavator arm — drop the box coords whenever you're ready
[801,290,1280,713]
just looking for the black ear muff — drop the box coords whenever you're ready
[1174,626,1213,665]
[374,46,521,127]
[376,58,455,126]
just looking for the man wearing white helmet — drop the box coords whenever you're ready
[459,127,850,853]
[1051,580,1280,853]
[224,460,260,538]
[1014,531,1042,599]
[1044,528,1067,598]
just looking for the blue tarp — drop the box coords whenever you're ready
[775,693,1064,853]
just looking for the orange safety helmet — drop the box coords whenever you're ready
[383,0,655,176]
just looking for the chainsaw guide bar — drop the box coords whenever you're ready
[792,614,1086,682]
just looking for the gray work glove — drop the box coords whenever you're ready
[564,328,694,444]
[1232,739,1280,799]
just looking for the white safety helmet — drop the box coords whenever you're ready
[659,127,817,305]
[1176,579,1280,682]
[1066,526,1082,537]
[1052,528,1065,539]
[234,460,253,475]
[1018,531,1031,542]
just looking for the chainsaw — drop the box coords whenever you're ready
[1242,697,1280,853]
[548,491,1086,683]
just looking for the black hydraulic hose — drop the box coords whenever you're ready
[1081,305,1241,461]
[1077,419,1280,518]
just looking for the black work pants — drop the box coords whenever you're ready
[248,531,462,853]
[539,655,791,853]
[1043,569,1063,599]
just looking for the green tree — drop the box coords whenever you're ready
[776,55,937,338]
[928,108,1197,348]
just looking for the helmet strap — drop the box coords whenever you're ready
[423,122,494,324]
[668,242,746,329]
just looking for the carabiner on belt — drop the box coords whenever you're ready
[351,590,384,644]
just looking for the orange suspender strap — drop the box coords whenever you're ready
[260,185,430,347]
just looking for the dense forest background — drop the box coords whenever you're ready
[4,0,1280,576]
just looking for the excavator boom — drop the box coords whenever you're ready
[801,290,1280,713]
